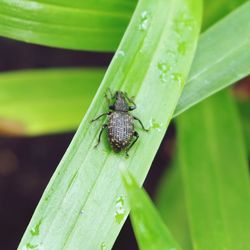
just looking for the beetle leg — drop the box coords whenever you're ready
[129,105,136,111]
[105,87,115,104]
[124,92,137,109]
[105,88,113,104]
[94,124,108,148]
[91,112,111,122]
[126,131,139,156]
[133,116,149,131]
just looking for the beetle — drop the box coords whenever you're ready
[91,90,148,156]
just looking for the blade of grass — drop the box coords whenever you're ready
[18,0,202,249]
[177,90,250,250]
[121,167,182,250]
[175,2,250,116]
[155,160,192,250]
[0,0,134,51]
[0,68,102,136]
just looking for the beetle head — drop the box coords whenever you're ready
[109,91,129,112]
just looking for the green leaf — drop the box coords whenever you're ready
[177,90,250,250]
[121,167,182,250]
[203,0,247,30]
[175,2,250,116]
[155,161,192,250]
[18,0,202,249]
[0,68,102,135]
[237,100,250,157]
[0,0,134,51]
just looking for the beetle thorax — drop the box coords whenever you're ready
[113,92,129,111]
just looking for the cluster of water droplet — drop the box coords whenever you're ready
[139,11,150,31]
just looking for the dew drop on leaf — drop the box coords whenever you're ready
[178,41,187,55]
[114,196,125,224]
[171,72,184,86]
[100,242,106,250]
[30,220,42,236]
[114,50,125,59]
[157,63,172,83]
[139,11,150,31]
[149,118,162,132]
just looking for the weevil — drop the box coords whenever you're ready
[91,90,148,156]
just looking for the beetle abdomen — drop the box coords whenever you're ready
[108,112,134,151]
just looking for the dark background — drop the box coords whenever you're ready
[0,37,175,250]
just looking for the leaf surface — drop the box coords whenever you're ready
[121,167,182,250]
[178,90,250,250]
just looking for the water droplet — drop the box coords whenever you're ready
[114,196,125,223]
[171,73,184,86]
[139,11,150,31]
[100,242,106,250]
[157,63,171,82]
[30,220,42,236]
[80,209,84,215]
[25,243,38,249]
[149,119,162,132]
[174,12,194,34]
[114,50,125,59]
[178,41,187,55]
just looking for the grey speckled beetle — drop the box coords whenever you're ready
[91,90,148,156]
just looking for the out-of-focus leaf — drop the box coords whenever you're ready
[202,0,247,30]
[121,167,182,250]
[237,100,250,157]
[0,68,103,135]
[178,90,250,250]
[155,161,192,250]
[0,0,135,51]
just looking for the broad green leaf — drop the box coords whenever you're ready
[174,2,250,116]
[121,167,182,250]
[0,68,102,135]
[177,90,250,250]
[237,100,250,157]
[18,0,202,249]
[0,0,134,51]
[155,161,192,250]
